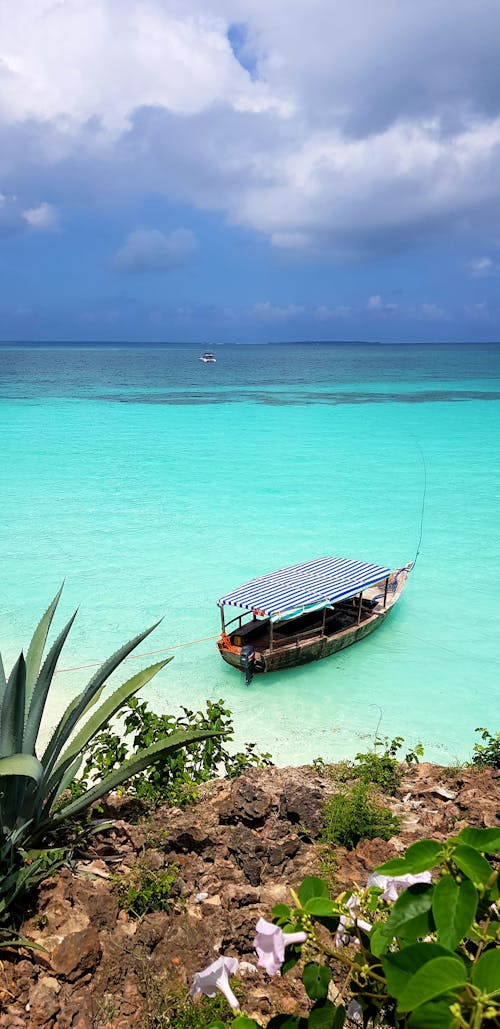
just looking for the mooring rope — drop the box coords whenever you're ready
[55,633,220,675]
[412,440,427,569]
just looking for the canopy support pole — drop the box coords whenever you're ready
[322,607,327,637]
[383,577,389,609]
[357,592,363,624]
[220,608,225,632]
[269,621,274,653]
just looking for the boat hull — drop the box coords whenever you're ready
[217,563,410,675]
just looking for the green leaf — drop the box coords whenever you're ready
[0,753,44,783]
[382,944,456,998]
[456,827,500,853]
[369,923,390,957]
[266,1017,304,1029]
[304,897,339,917]
[23,610,78,753]
[303,962,332,1000]
[46,658,172,795]
[49,728,223,822]
[0,654,26,756]
[406,1000,458,1029]
[432,876,477,951]
[383,884,434,941]
[309,1000,345,1028]
[396,956,467,1013]
[24,585,63,720]
[376,839,443,875]
[452,845,493,888]
[40,620,162,775]
[297,876,329,905]
[271,904,291,921]
[231,1018,262,1029]
[471,949,500,995]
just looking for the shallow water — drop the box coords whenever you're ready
[1,342,499,764]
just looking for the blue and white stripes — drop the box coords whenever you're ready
[218,556,391,620]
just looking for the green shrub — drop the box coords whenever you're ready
[114,862,179,919]
[76,698,273,810]
[322,781,400,850]
[471,727,500,769]
[332,736,424,794]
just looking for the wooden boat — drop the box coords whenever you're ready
[217,556,411,681]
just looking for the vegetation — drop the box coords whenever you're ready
[0,588,222,940]
[207,827,500,1029]
[322,780,400,850]
[331,736,424,794]
[73,697,273,809]
[113,861,179,919]
[471,727,500,769]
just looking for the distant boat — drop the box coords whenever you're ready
[217,556,411,682]
[199,351,216,363]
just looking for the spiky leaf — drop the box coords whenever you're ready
[47,728,222,824]
[24,585,63,719]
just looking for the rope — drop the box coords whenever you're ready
[54,633,219,675]
[413,440,427,569]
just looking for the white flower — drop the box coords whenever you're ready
[190,956,240,1010]
[253,918,307,976]
[334,894,372,948]
[367,871,432,902]
[347,999,364,1024]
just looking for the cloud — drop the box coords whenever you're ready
[367,295,382,310]
[1,1,500,259]
[114,227,198,273]
[253,301,304,321]
[467,255,496,277]
[22,201,57,228]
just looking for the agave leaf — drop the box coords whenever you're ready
[25,585,64,723]
[49,728,222,824]
[40,621,162,776]
[0,655,26,757]
[46,658,172,796]
[0,754,44,784]
[23,610,78,755]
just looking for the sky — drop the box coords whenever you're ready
[0,0,500,343]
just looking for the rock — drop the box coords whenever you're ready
[27,977,61,1027]
[279,780,325,837]
[228,825,266,886]
[220,776,273,826]
[51,927,101,980]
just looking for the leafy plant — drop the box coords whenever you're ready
[217,827,500,1029]
[332,736,424,794]
[113,861,179,919]
[76,697,273,809]
[322,781,400,850]
[471,727,500,769]
[0,587,222,933]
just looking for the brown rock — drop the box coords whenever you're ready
[51,927,101,981]
[28,976,61,1027]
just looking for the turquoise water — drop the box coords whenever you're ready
[1,343,499,764]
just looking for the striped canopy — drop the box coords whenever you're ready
[218,556,391,621]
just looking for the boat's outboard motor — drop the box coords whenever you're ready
[240,644,256,686]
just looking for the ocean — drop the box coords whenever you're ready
[1,342,499,765]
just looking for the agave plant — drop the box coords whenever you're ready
[0,587,221,852]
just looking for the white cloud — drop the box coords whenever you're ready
[367,294,382,310]
[22,201,57,228]
[419,302,445,320]
[114,227,198,273]
[1,1,500,257]
[468,255,495,277]
[253,300,304,321]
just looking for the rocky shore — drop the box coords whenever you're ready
[1,761,499,1028]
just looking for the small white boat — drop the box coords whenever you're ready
[199,351,216,363]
